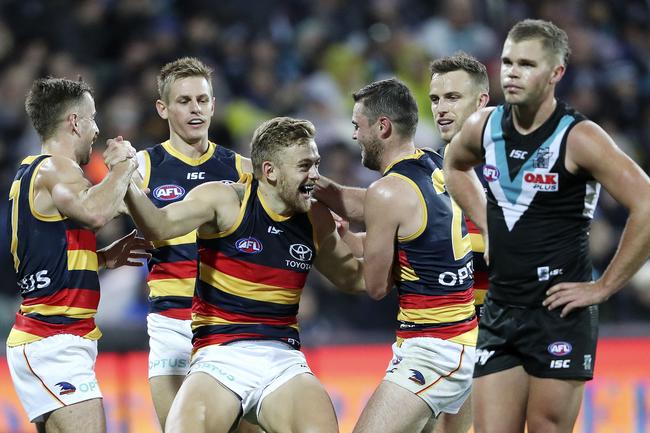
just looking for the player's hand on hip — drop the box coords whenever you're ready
[104,136,137,169]
[543,280,609,318]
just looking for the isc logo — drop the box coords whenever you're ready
[509,149,528,159]
[235,237,263,254]
[550,359,571,369]
[153,184,185,201]
[187,172,206,180]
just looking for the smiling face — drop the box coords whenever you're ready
[429,69,483,144]
[352,101,384,171]
[274,140,321,213]
[157,76,214,145]
[501,37,561,107]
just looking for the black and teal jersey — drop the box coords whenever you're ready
[481,101,600,306]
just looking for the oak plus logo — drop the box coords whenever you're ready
[523,171,558,192]
[153,184,185,201]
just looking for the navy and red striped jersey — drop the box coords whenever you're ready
[384,149,477,346]
[138,141,245,319]
[7,155,101,346]
[193,177,316,352]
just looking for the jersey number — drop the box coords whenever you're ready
[431,169,471,260]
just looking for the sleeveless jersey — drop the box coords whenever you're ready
[193,177,316,351]
[386,149,477,346]
[139,141,244,319]
[481,102,600,305]
[7,155,102,347]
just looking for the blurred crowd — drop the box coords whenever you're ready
[1,0,649,349]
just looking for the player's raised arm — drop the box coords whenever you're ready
[125,180,238,241]
[42,137,137,230]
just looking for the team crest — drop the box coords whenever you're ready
[533,148,552,169]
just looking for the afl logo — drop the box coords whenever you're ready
[483,165,500,182]
[236,237,263,254]
[547,341,572,356]
[153,184,185,201]
[289,244,313,262]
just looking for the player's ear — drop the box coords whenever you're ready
[262,160,277,182]
[156,99,168,120]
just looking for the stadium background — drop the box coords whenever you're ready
[0,0,648,432]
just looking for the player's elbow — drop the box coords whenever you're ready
[366,283,389,300]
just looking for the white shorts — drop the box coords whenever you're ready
[6,334,103,422]
[147,313,192,378]
[383,337,476,416]
[189,340,312,421]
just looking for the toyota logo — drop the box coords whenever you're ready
[289,243,312,262]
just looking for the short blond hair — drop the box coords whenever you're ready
[507,19,571,66]
[250,117,316,178]
[157,57,213,102]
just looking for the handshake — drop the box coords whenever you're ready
[103,136,138,170]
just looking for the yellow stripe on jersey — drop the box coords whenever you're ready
[258,188,291,222]
[19,304,97,318]
[235,153,244,180]
[386,173,427,242]
[9,180,20,271]
[7,328,45,346]
[398,265,419,282]
[383,149,424,175]
[142,150,152,189]
[395,327,478,347]
[470,233,485,253]
[153,230,197,248]
[449,327,478,346]
[67,250,99,271]
[474,288,487,305]
[397,303,475,324]
[162,140,216,166]
[191,313,300,330]
[148,278,195,298]
[199,263,302,305]
[451,199,472,260]
[6,323,102,347]
[202,176,253,239]
[29,158,65,222]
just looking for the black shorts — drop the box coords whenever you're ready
[473,297,598,380]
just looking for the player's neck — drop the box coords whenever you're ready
[42,138,78,163]
[512,96,557,135]
[257,181,294,217]
[379,140,417,173]
[168,134,210,159]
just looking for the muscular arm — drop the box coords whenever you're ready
[443,109,492,234]
[312,202,365,294]
[125,180,237,241]
[544,121,650,316]
[314,176,366,224]
[40,156,136,230]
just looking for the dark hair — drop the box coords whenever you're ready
[157,57,213,102]
[352,78,418,138]
[251,117,316,178]
[507,19,571,66]
[25,78,93,141]
[429,52,489,92]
